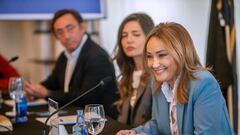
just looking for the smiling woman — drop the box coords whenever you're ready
[146,37,178,88]
[116,22,234,135]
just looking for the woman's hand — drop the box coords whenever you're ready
[116,130,137,135]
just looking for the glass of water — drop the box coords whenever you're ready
[84,104,107,135]
[8,77,24,114]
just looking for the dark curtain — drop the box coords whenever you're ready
[206,0,238,133]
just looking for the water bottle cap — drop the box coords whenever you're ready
[77,109,83,116]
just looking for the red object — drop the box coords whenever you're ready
[0,54,20,91]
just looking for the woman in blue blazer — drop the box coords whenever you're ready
[116,22,234,135]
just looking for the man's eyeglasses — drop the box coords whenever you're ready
[55,24,76,38]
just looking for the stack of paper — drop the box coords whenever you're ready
[4,98,47,107]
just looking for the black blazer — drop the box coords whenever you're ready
[118,84,152,127]
[41,35,119,119]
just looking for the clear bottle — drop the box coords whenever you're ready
[72,109,88,135]
[15,90,28,123]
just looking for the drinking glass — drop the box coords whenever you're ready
[8,77,24,114]
[84,104,107,135]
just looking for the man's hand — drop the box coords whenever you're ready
[25,80,48,98]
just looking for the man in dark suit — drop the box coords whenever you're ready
[25,9,119,119]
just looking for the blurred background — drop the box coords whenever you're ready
[0,0,240,133]
[0,0,217,82]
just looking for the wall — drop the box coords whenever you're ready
[100,0,211,65]
[0,21,51,82]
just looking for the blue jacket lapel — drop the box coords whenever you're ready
[177,103,185,135]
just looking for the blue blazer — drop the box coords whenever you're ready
[135,71,234,135]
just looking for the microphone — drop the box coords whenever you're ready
[8,56,19,63]
[42,76,112,135]
[0,56,19,66]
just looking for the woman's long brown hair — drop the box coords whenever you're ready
[113,13,154,111]
[143,22,208,104]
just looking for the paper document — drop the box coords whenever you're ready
[36,115,77,125]
[4,98,47,107]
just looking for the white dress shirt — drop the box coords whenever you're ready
[161,75,180,135]
[130,70,143,107]
[64,34,87,93]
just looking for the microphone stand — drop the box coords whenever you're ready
[0,56,19,67]
[42,80,104,135]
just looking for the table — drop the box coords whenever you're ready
[0,98,131,135]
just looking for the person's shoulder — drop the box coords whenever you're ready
[189,70,220,95]
[52,52,67,67]
[85,38,110,58]
[56,51,67,61]
[0,54,5,60]
[192,70,215,81]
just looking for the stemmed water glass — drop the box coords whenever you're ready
[8,77,24,115]
[84,104,107,135]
